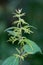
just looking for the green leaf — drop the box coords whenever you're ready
[2,55,19,65]
[7,30,20,37]
[23,25,37,29]
[5,27,20,32]
[7,31,15,36]
[15,9,22,14]
[5,27,15,31]
[23,38,42,54]
[8,37,18,44]
[20,19,28,24]
[13,21,19,24]
[21,27,33,34]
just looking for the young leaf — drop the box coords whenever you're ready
[5,27,15,31]
[13,21,19,24]
[23,25,37,29]
[20,18,28,24]
[2,55,19,65]
[15,9,22,14]
[7,31,15,36]
[8,37,18,44]
[23,38,42,54]
[21,27,33,34]
[7,30,20,37]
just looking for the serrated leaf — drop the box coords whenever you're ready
[23,38,42,54]
[2,55,19,65]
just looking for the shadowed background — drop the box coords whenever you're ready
[0,0,43,65]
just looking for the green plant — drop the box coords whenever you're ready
[2,9,41,65]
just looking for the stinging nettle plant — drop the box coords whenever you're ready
[2,9,42,65]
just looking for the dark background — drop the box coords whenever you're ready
[0,0,43,65]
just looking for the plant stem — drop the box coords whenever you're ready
[19,58,22,65]
[18,17,23,65]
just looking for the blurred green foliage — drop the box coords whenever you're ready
[0,0,43,65]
